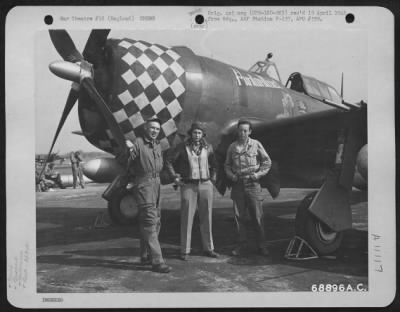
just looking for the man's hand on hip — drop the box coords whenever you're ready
[249,173,258,181]
[126,140,134,149]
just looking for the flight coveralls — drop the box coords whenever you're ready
[127,136,165,265]
[224,138,271,249]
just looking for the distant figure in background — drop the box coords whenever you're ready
[36,162,48,192]
[44,163,66,189]
[70,151,85,189]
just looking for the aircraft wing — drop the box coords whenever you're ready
[215,105,367,198]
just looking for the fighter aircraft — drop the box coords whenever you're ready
[45,29,367,256]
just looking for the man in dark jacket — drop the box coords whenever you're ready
[165,122,218,260]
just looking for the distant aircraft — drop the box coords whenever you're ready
[36,151,64,164]
[46,29,367,256]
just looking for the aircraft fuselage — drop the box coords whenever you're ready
[76,38,363,188]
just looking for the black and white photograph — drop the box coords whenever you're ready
[6,6,395,308]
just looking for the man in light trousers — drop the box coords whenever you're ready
[166,122,218,260]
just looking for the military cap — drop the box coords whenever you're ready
[187,121,207,136]
[145,117,162,125]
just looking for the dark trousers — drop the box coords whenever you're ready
[231,180,265,248]
[132,177,164,265]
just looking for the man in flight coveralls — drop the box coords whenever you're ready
[126,118,171,273]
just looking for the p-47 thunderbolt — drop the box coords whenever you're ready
[46,30,367,256]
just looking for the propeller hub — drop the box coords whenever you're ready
[49,60,93,83]
[49,61,81,83]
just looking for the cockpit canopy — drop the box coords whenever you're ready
[286,72,342,103]
[249,54,342,104]
[249,53,282,83]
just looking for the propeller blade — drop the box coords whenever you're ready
[49,30,83,63]
[39,88,79,177]
[80,77,126,154]
[72,130,84,136]
[83,29,111,65]
[340,72,344,98]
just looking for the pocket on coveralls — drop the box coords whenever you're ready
[133,181,155,206]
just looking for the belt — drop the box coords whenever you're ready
[133,172,160,182]
[237,174,252,180]
[236,174,260,183]
[182,178,210,184]
[137,172,159,178]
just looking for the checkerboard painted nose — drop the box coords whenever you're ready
[93,38,186,154]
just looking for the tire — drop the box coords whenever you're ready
[108,187,139,225]
[295,192,344,256]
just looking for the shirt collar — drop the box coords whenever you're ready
[186,138,208,149]
[143,135,159,146]
[233,138,254,152]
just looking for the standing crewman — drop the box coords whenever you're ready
[165,122,219,261]
[126,118,171,273]
[224,119,272,256]
[70,151,85,189]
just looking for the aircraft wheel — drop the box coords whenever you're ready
[295,192,343,256]
[108,188,139,225]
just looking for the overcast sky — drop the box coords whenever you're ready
[36,28,367,154]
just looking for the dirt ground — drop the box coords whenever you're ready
[36,184,368,293]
